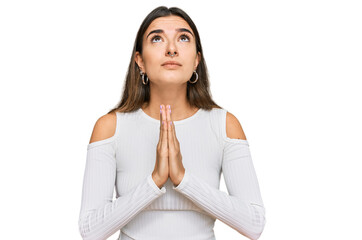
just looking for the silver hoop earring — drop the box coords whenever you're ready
[140,71,148,85]
[189,70,198,84]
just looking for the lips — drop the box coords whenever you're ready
[161,61,182,66]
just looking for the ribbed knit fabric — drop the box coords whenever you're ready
[78,107,266,240]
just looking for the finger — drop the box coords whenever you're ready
[169,105,177,143]
[160,105,162,127]
[166,105,174,148]
[161,104,168,147]
[158,105,162,144]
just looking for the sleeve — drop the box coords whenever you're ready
[78,137,166,240]
[172,138,266,240]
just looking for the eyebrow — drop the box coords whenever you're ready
[146,28,194,39]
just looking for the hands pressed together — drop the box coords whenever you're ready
[152,104,185,189]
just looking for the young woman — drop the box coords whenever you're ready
[78,6,266,240]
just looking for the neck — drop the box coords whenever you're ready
[141,83,198,121]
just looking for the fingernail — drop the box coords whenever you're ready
[170,121,172,126]
[168,105,171,109]
[160,105,163,109]
[162,120,164,125]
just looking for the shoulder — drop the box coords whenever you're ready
[225,111,247,140]
[89,112,117,144]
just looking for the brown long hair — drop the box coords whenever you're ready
[107,6,222,114]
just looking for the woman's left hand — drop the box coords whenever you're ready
[165,104,185,187]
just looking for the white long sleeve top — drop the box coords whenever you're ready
[78,107,266,240]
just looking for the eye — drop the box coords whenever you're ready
[180,34,190,42]
[151,34,162,43]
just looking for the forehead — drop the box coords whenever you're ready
[145,15,193,35]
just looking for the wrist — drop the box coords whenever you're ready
[152,172,164,189]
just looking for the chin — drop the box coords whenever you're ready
[160,72,185,82]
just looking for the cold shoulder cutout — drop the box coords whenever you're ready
[89,112,117,144]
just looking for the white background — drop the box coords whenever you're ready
[1,0,361,239]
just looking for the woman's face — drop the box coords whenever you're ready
[135,15,201,85]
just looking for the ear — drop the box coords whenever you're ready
[135,51,145,72]
[194,51,201,70]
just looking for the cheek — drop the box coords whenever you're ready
[142,51,159,69]
[182,44,197,58]
[185,51,198,67]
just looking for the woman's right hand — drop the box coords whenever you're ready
[152,104,169,189]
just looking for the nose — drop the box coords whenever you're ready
[166,40,178,57]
